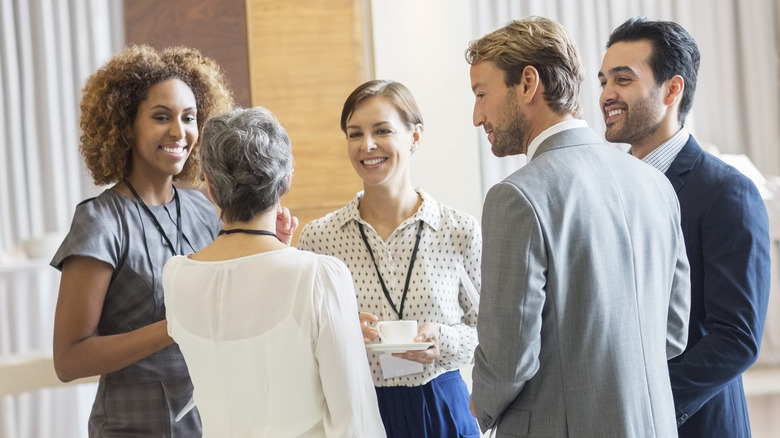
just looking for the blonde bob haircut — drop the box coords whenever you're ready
[465,16,584,118]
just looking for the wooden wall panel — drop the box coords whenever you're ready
[246,0,367,243]
[124,0,252,107]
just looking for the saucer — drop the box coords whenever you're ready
[366,342,433,354]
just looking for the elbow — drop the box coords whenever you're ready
[53,357,76,383]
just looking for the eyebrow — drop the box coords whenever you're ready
[149,104,197,112]
[597,66,636,78]
[346,121,392,131]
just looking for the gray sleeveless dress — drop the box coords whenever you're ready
[51,187,220,437]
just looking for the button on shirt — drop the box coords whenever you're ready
[298,189,481,387]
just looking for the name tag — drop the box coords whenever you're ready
[379,354,424,379]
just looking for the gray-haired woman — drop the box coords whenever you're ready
[162,107,386,437]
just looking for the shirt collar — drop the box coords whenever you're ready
[333,188,442,231]
[527,119,589,160]
[640,126,689,173]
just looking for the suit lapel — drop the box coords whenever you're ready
[665,135,702,193]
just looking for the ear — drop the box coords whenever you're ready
[518,65,541,104]
[410,123,422,153]
[664,75,684,106]
[202,174,216,201]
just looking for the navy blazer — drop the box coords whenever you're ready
[665,135,771,437]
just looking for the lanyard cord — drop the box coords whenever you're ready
[125,180,182,257]
[358,220,424,320]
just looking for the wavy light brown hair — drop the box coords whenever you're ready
[79,44,235,186]
[465,16,584,118]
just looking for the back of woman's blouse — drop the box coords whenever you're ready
[163,248,386,437]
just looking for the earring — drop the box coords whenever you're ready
[411,143,418,153]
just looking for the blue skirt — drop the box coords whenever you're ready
[375,370,480,438]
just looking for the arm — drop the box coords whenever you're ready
[315,257,385,437]
[471,183,546,431]
[667,201,691,359]
[670,176,770,422]
[397,217,482,367]
[52,256,174,382]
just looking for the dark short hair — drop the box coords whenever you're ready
[200,107,293,223]
[607,17,700,124]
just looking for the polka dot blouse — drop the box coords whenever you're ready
[298,189,481,387]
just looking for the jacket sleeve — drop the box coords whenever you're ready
[669,173,770,425]
[471,182,546,431]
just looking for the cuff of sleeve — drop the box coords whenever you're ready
[438,324,457,361]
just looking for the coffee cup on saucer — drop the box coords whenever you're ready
[375,320,417,344]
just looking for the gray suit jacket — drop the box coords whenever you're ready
[472,127,690,437]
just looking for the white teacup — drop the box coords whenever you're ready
[375,320,417,344]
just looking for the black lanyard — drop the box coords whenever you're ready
[125,180,183,257]
[358,220,424,320]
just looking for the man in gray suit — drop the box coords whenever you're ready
[466,17,691,437]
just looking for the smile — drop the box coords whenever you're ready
[362,157,386,165]
[161,145,188,155]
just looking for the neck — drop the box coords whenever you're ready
[525,109,575,154]
[630,120,683,160]
[359,184,421,238]
[193,207,286,261]
[122,178,174,205]
[222,208,278,235]
[122,173,175,206]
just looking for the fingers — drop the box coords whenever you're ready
[358,312,379,324]
[275,205,299,246]
[359,312,379,344]
[393,344,439,365]
[415,322,441,342]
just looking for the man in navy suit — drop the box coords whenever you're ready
[599,17,771,437]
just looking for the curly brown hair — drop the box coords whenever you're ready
[79,44,235,186]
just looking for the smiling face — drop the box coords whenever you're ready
[470,61,528,157]
[128,78,198,183]
[598,40,666,147]
[345,96,420,190]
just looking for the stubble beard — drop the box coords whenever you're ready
[604,92,664,146]
[491,91,529,158]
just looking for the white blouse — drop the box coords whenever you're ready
[163,247,386,438]
[298,189,481,387]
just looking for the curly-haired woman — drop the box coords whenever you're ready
[50,45,293,437]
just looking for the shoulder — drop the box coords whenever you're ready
[52,189,128,269]
[688,152,763,204]
[177,187,220,230]
[429,199,480,236]
[298,202,355,250]
[177,187,217,214]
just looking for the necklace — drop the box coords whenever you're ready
[219,228,281,242]
[358,220,424,320]
[125,179,182,257]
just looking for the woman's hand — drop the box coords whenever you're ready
[275,205,299,246]
[394,322,441,365]
[359,312,380,344]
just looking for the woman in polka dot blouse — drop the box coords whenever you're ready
[298,80,482,438]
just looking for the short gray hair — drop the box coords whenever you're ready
[199,106,293,223]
